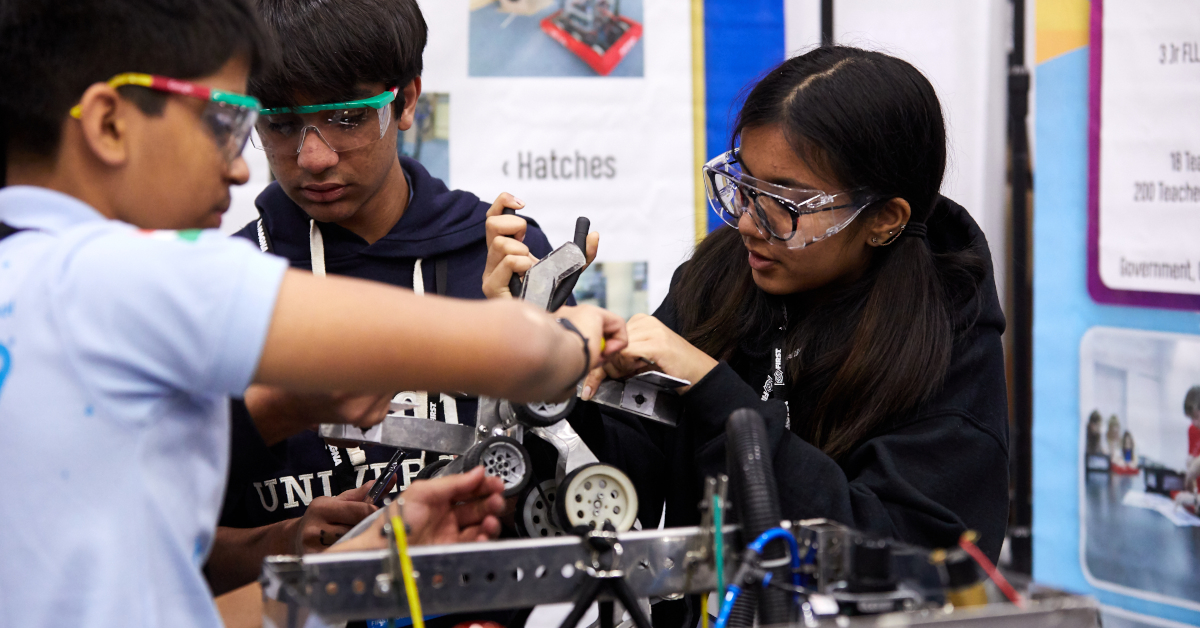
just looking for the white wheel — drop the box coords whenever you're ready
[556,463,638,532]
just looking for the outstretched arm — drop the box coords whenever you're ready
[254,270,625,403]
[330,467,507,553]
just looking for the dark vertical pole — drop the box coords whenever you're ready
[820,0,834,47]
[1007,0,1033,576]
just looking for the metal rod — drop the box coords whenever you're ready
[1006,0,1033,575]
[820,0,834,48]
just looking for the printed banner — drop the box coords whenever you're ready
[421,0,697,312]
[1089,0,1200,309]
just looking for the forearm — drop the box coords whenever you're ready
[205,521,298,596]
[255,271,585,402]
[242,384,307,446]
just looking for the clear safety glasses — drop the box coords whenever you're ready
[703,149,877,249]
[70,73,261,163]
[251,88,397,155]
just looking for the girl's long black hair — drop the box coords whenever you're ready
[675,47,984,460]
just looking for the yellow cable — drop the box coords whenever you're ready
[701,593,710,628]
[390,515,425,628]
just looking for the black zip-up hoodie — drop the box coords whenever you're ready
[574,195,1009,562]
[219,157,557,529]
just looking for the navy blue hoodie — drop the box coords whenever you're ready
[219,157,557,529]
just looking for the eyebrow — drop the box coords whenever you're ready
[740,161,818,190]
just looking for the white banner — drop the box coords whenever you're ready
[422,0,697,312]
[1097,0,1200,295]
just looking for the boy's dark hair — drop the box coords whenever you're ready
[249,0,427,113]
[0,0,272,177]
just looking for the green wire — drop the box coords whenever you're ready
[714,494,725,596]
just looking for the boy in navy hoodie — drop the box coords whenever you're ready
[206,0,595,593]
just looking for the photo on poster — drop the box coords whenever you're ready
[1078,326,1200,607]
[469,0,644,77]
[399,92,450,184]
[572,261,648,320]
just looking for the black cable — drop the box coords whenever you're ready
[501,208,525,297]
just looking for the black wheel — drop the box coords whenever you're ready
[515,480,566,538]
[414,457,452,481]
[512,395,577,428]
[554,463,638,533]
[464,435,532,497]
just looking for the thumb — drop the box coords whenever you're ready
[340,480,375,502]
[584,232,599,267]
[580,366,607,401]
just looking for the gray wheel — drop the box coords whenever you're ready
[514,396,577,427]
[464,435,531,497]
[516,480,566,538]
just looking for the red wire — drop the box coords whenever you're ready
[958,535,1025,608]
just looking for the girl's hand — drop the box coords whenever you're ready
[580,314,718,400]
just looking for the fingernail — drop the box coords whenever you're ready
[513,197,525,207]
[581,385,592,400]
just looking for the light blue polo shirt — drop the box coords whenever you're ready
[0,186,288,628]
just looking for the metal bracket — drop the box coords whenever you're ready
[529,419,600,482]
[519,241,586,311]
[586,371,687,427]
[318,416,476,455]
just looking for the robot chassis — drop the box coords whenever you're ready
[320,214,687,536]
[262,492,1100,628]
[297,221,1102,628]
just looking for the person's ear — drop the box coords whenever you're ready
[865,197,911,247]
[74,84,131,168]
[395,77,422,132]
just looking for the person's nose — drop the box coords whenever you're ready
[737,209,765,239]
[226,155,251,186]
[296,127,340,173]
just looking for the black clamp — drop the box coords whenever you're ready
[558,530,653,628]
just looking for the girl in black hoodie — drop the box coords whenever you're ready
[488,46,1009,562]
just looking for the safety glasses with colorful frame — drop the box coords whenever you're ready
[703,149,881,249]
[250,89,398,155]
[69,73,261,164]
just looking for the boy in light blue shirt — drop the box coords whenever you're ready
[0,1,626,626]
